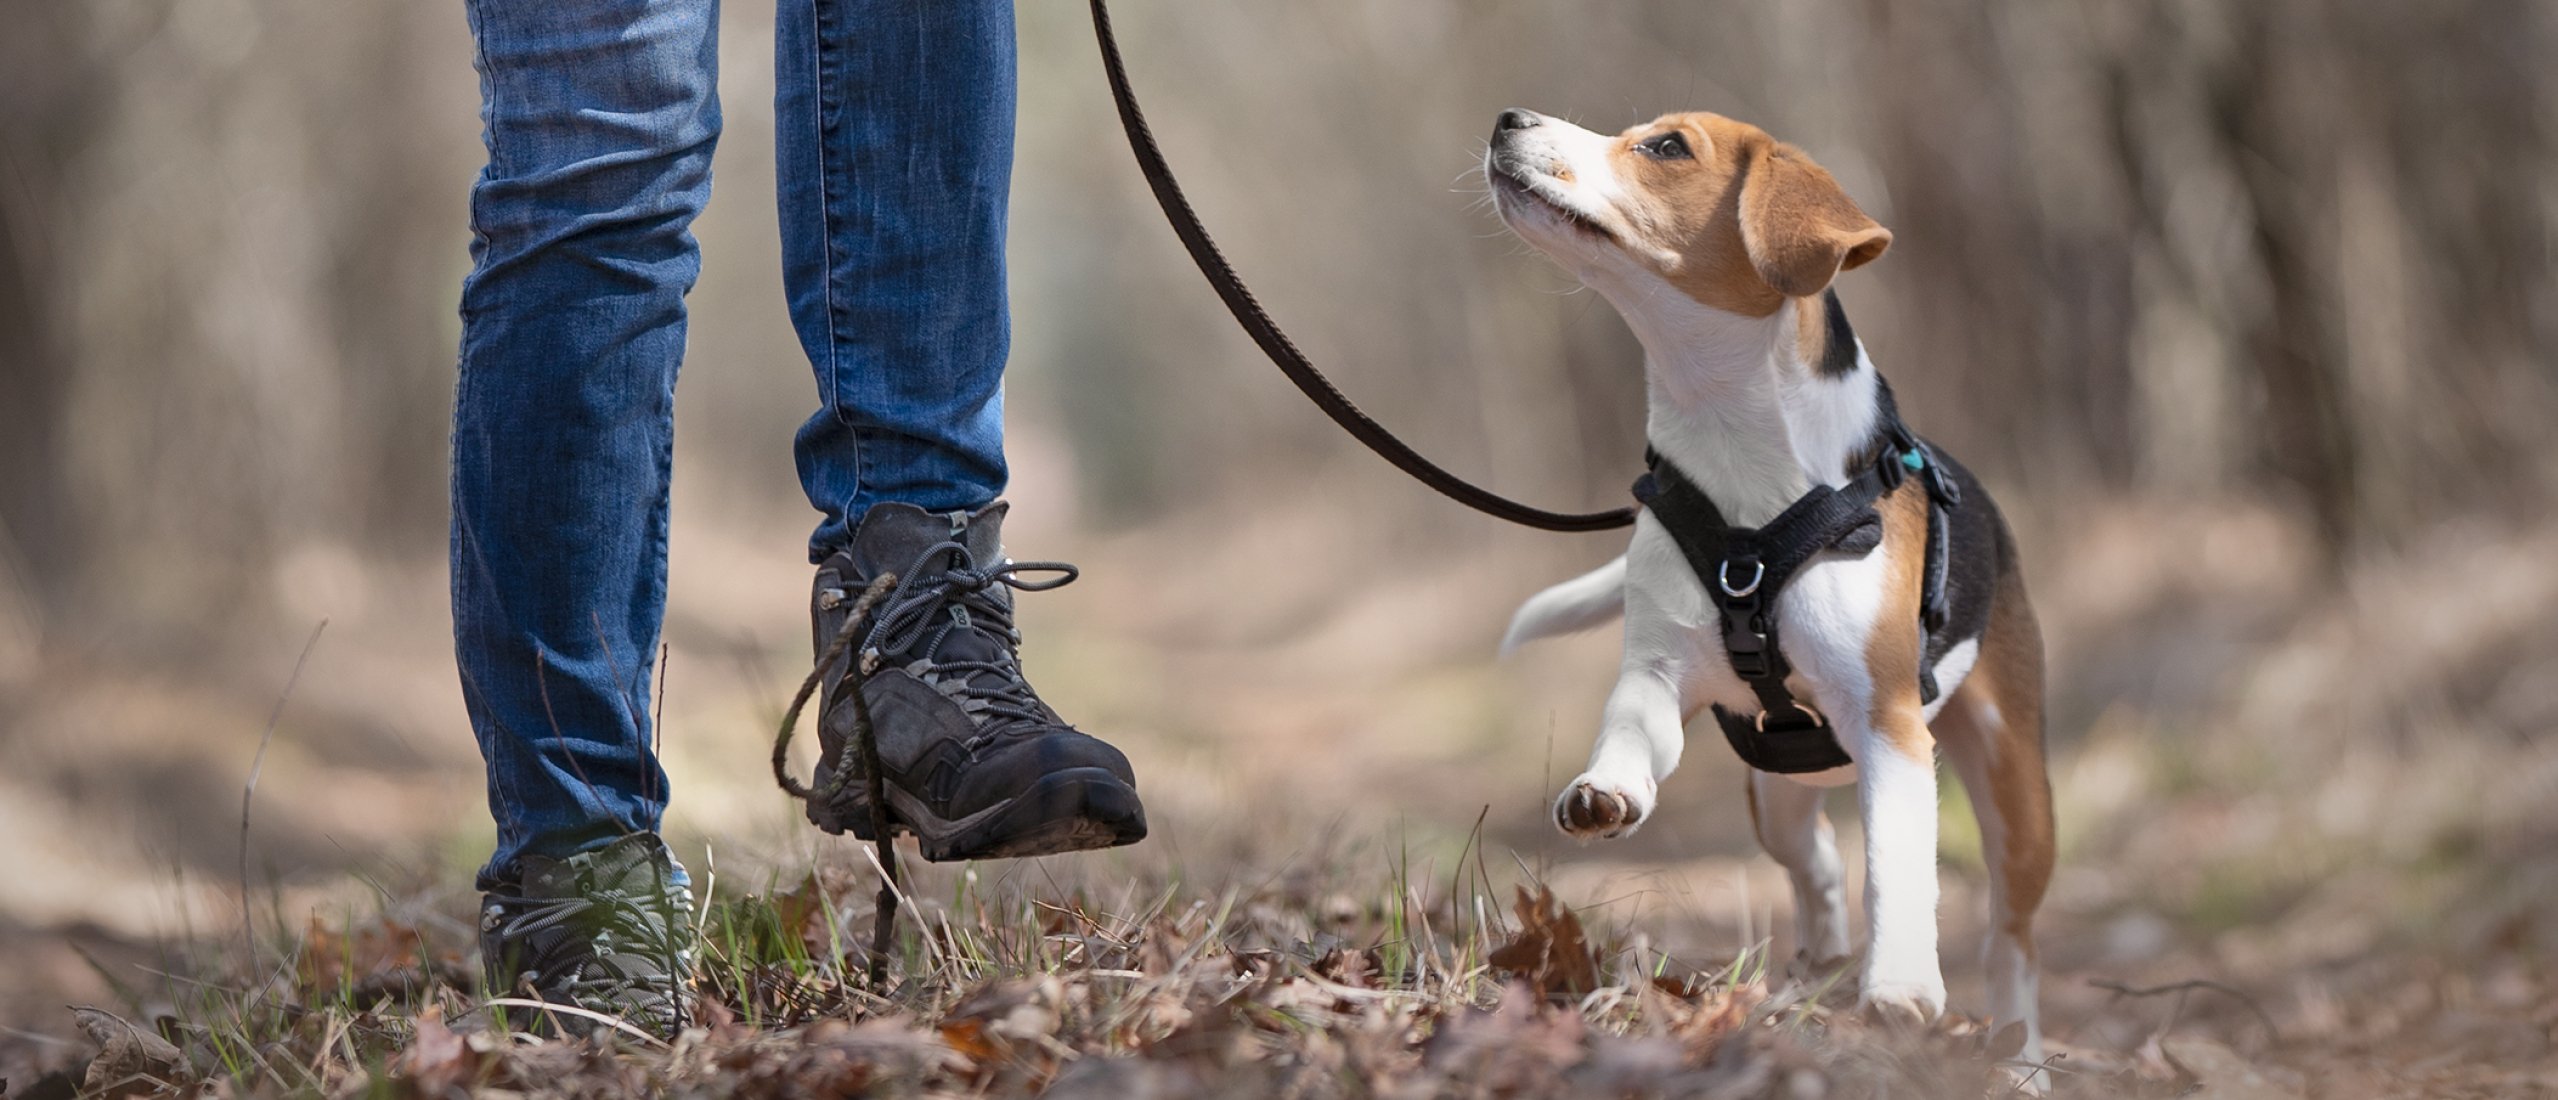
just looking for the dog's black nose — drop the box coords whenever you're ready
[1495,108,1541,135]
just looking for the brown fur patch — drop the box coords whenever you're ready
[1959,566,2056,941]
[1861,483,1934,761]
[1596,113,1891,316]
[1797,293,1831,368]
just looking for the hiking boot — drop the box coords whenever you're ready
[805,501,1147,862]
[478,833,696,1039]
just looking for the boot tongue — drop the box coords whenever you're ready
[847,502,1046,720]
[847,502,1009,581]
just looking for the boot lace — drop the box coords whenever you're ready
[859,539,1078,735]
[485,880,695,1028]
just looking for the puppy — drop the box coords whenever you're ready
[1488,108,2056,1067]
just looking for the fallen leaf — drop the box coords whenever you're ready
[1672,986,1761,1057]
[770,873,837,959]
[295,916,464,1006]
[392,1010,483,1097]
[1421,983,1588,1092]
[1986,1020,2029,1061]
[1311,945,1373,989]
[2162,1036,2302,1100]
[944,975,1064,1047]
[69,1006,185,1098]
[1486,886,1602,1000]
[1649,974,1704,1000]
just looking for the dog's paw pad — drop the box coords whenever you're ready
[1857,980,1947,1027]
[1553,778,1646,839]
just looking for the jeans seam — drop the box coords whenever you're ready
[807,0,865,517]
[466,0,499,179]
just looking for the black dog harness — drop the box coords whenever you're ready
[1632,383,1961,774]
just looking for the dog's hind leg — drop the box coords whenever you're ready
[1935,578,2055,1081]
[1747,770,1851,966]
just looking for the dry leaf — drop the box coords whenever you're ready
[1672,986,1761,1057]
[1311,945,1373,989]
[770,874,837,960]
[392,1011,483,1097]
[1421,983,1588,1092]
[1986,1020,2029,1061]
[945,975,1063,1045]
[2162,1036,2302,1100]
[295,916,463,1006]
[69,1005,185,1098]
[1485,886,1602,1000]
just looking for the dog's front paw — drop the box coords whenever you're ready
[1553,773,1654,840]
[1857,976,1948,1026]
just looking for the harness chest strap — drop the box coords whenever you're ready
[1632,394,1959,775]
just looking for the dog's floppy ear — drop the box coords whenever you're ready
[1738,143,1891,299]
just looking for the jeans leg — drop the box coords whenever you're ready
[776,0,1014,562]
[454,0,719,887]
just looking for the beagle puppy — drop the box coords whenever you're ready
[1488,107,2056,1070]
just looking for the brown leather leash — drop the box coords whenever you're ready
[1086,0,1639,533]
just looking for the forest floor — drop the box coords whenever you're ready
[2,796,2550,1100]
[3,498,2554,1097]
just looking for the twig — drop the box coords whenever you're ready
[0,1023,74,1046]
[478,998,672,1049]
[850,643,901,988]
[1999,1052,2074,1094]
[2090,977,2281,1046]
[241,620,327,976]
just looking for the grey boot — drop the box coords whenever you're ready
[478,833,696,1039]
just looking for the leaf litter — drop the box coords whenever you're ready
[21,854,2276,1100]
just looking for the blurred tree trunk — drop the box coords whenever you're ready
[0,2,103,625]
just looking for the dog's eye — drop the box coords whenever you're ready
[1636,133,1692,161]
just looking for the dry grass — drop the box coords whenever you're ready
[9,507,2558,1098]
[17,842,2132,1100]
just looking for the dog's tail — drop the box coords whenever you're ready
[1500,556,1627,656]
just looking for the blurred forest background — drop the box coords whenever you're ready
[4,0,2556,1088]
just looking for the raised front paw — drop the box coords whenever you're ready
[1553,773,1655,840]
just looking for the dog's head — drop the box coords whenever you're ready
[1486,109,1889,317]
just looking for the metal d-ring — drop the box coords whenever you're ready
[1755,701,1825,732]
[1717,558,1765,598]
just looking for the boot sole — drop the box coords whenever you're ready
[811,767,1148,862]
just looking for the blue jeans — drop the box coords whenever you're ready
[453,0,1013,886]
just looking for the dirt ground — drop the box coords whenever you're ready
[3,486,2554,1095]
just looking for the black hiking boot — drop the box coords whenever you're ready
[477,833,696,1040]
[804,501,1147,862]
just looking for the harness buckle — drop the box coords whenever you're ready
[1755,702,1826,733]
[1728,649,1772,680]
[1717,558,1765,598]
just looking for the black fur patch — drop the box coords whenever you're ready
[1818,289,1860,378]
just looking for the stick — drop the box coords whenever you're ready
[2090,977,2281,1046]
[241,620,327,975]
[851,644,900,988]
[478,997,671,1048]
